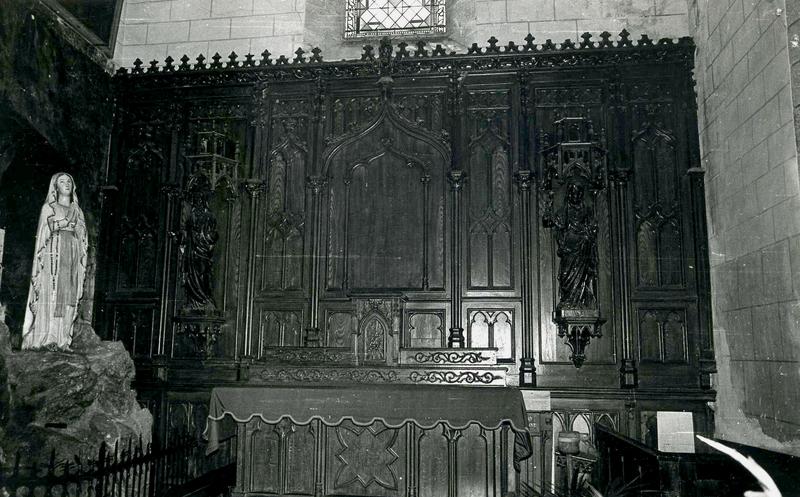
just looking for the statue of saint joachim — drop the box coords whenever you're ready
[21,172,88,350]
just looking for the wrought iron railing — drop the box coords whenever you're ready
[0,434,235,497]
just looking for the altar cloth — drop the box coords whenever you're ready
[205,383,532,468]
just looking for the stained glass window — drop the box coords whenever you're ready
[344,0,446,38]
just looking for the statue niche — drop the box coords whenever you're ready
[540,116,607,368]
[174,127,240,357]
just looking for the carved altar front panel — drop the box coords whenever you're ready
[326,420,405,496]
[236,417,515,497]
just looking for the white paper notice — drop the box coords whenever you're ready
[521,390,551,411]
[657,411,695,453]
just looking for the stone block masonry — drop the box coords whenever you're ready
[113,0,689,67]
[114,0,304,68]
[691,0,800,453]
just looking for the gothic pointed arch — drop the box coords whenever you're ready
[321,77,450,293]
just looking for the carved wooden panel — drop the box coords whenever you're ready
[466,90,514,291]
[326,420,404,497]
[166,399,209,444]
[115,125,165,293]
[331,96,380,138]
[326,311,356,348]
[285,422,317,494]
[325,147,446,291]
[637,309,688,364]
[259,98,310,293]
[467,309,514,362]
[417,426,448,497]
[324,113,447,293]
[632,113,685,290]
[456,424,491,497]
[361,312,389,364]
[257,309,303,352]
[111,305,156,358]
[394,92,445,131]
[406,311,445,348]
[249,424,280,493]
[247,418,317,495]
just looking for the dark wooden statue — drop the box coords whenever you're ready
[180,173,219,311]
[544,182,598,309]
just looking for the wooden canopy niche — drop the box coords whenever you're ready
[101,33,714,491]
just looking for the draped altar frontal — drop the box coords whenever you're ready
[206,384,532,497]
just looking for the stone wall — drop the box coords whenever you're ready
[113,0,689,66]
[690,0,800,453]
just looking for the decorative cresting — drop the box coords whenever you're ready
[540,116,608,367]
[174,127,241,357]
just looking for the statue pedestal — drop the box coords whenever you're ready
[554,308,605,368]
[174,309,225,358]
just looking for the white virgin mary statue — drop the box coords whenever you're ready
[21,172,88,350]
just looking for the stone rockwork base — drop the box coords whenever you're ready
[0,320,152,463]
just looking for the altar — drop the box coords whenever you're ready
[206,384,532,497]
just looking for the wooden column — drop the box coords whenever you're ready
[447,70,466,348]
[242,180,265,358]
[515,169,536,386]
[157,185,181,356]
[447,170,466,347]
[611,170,637,388]
[306,76,328,347]
[305,175,327,346]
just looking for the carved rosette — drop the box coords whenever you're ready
[540,116,607,368]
